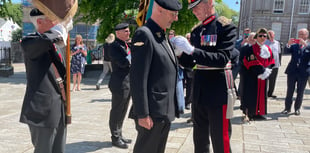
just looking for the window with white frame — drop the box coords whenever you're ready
[273,0,285,13]
[299,0,310,14]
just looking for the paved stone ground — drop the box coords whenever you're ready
[0,55,310,153]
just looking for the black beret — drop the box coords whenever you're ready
[30,8,44,17]
[155,0,182,11]
[114,23,129,31]
[188,0,202,9]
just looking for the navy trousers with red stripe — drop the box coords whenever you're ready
[193,103,231,153]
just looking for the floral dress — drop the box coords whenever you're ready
[70,45,87,74]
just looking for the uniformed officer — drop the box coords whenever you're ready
[171,0,237,152]
[129,0,182,152]
[108,23,132,149]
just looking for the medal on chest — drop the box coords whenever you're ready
[201,34,217,46]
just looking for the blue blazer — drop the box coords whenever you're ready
[285,44,310,77]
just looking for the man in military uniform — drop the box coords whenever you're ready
[171,0,237,152]
[129,0,181,152]
[108,23,132,149]
[20,8,73,153]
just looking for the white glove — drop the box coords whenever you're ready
[258,68,272,80]
[126,54,131,64]
[170,36,194,55]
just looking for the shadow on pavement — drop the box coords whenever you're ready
[303,106,310,110]
[170,122,193,131]
[0,72,26,85]
[90,98,112,103]
[66,141,112,153]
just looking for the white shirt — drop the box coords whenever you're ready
[265,39,281,68]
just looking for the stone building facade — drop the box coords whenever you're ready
[239,0,310,44]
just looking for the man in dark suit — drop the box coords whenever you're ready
[20,8,71,153]
[129,0,181,152]
[108,23,132,149]
[282,28,310,116]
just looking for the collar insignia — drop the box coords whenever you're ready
[156,32,161,38]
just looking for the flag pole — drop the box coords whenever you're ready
[66,33,72,124]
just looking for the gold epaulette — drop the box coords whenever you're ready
[218,16,232,27]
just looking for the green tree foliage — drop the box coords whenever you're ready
[11,28,22,42]
[78,0,139,42]
[215,2,239,26]
[78,0,241,43]
[0,1,22,26]
[0,0,11,18]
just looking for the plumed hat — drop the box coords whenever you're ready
[30,0,78,23]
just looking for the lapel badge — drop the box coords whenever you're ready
[250,54,255,60]
[156,32,161,38]
[134,42,144,46]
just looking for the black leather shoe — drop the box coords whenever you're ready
[269,95,277,98]
[185,104,190,110]
[121,138,132,144]
[295,110,300,116]
[254,115,267,120]
[281,109,291,114]
[112,139,128,149]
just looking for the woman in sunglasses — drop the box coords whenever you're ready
[239,28,275,122]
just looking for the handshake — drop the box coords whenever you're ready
[170,36,195,55]
[258,68,272,80]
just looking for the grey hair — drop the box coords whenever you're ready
[298,28,309,35]
[29,15,45,30]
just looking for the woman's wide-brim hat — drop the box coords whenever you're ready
[30,0,78,23]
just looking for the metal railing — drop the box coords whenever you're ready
[0,47,12,68]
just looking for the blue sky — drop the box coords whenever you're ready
[11,0,21,3]
[222,0,240,12]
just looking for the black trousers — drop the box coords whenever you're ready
[109,88,130,139]
[28,123,67,153]
[133,119,171,153]
[193,103,232,153]
[268,68,278,96]
[285,74,308,111]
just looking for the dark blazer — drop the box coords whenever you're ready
[130,19,179,122]
[108,38,131,92]
[285,44,310,77]
[20,32,66,128]
[103,42,111,61]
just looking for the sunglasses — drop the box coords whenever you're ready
[258,34,267,38]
